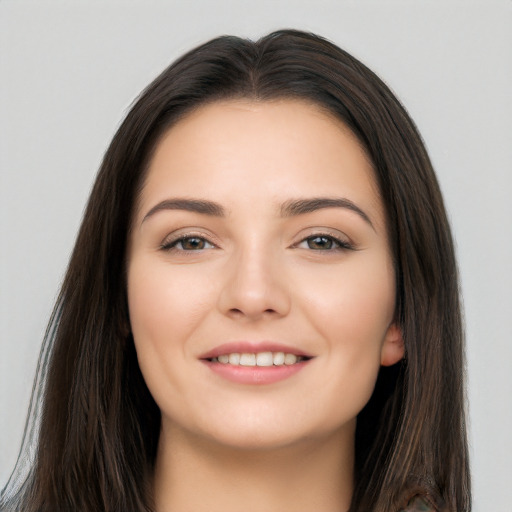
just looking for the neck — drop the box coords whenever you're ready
[153,423,354,512]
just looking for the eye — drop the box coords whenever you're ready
[297,234,353,251]
[162,235,215,252]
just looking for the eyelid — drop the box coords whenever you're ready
[292,228,355,251]
[160,229,219,251]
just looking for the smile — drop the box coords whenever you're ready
[201,343,313,385]
[199,341,315,385]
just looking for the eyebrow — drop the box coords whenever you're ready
[142,196,374,229]
[280,197,374,229]
[142,199,226,222]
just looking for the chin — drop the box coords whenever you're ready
[169,410,355,454]
[208,427,307,451]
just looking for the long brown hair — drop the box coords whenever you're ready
[1,30,470,512]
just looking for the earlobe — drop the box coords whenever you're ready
[380,323,405,366]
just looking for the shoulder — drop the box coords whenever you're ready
[399,495,437,512]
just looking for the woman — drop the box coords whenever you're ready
[0,30,470,512]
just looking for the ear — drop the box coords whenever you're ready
[380,323,404,366]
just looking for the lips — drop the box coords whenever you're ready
[200,342,313,385]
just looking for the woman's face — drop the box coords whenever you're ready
[127,99,403,450]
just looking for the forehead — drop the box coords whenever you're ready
[137,99,383,225]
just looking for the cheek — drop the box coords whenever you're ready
[303,254,395,339]
[128,259,212,344]
[297,255,396,411]
[126,259,214,399]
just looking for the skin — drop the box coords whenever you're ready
[127,99,404,512]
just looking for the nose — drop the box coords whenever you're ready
[217,245,291,321]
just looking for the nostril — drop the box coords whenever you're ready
[218,274,291,319]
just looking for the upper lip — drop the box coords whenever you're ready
[199,341,314,360]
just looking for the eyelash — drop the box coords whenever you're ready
[160,234,216,252]
[294,233,354,252]
[160,232,354,253]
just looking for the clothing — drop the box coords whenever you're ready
[400,495,436,512]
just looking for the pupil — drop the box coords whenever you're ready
[309,236,332,250]
[183,237,204,250]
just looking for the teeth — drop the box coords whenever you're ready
[273,352,285,365]
[212,351,304,366]
[256,352,273,366]
[240,353,256,366]
[228,353,240,365]
[284,353,298,365]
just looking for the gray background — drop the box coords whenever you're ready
[1,1,511,509]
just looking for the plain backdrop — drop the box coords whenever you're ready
[1,1,511,509]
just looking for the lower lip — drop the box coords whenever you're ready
[202,360,310,385]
